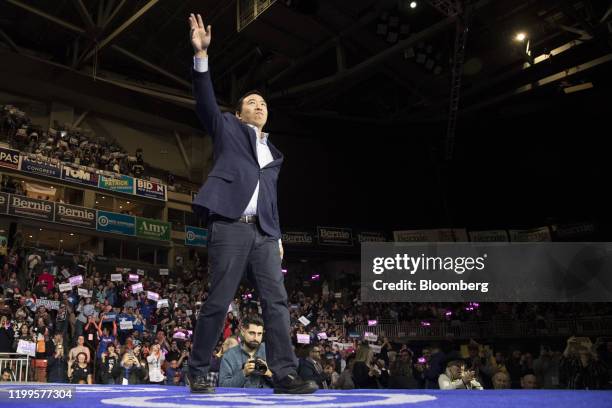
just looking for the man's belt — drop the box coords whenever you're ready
[239,215,258,224]
[209,213,258,224]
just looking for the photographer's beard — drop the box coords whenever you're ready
[244,340,260,352]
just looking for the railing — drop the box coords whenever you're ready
[354,316,612,340]
[0,353,31,381]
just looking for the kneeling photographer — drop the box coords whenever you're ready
[219,316,273,388]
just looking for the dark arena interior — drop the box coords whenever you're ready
[0,0,611,407]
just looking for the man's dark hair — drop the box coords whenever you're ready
[241,315,264,329]
[235,90,266,114]
[446,360,464,368]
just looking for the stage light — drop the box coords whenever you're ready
[410,1,418,8]
[515,32,527,42]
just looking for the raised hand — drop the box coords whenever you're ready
[188,13,211,56]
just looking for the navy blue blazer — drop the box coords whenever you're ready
[191,68,284,239]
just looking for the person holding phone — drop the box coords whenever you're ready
[47,335,68,383]
[438,360,483,390]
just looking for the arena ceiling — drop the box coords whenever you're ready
[0,0,611,128]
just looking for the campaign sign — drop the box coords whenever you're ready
[62,164,99,187]
[135,178,167,201]
[185,226,208,247]
[97,210,136,236]
[99,174,135,194]
[54,202,96,229]
[8,195,53,221]
[0,147,20,169]
[20,155,62,178]
[0,192,8,214]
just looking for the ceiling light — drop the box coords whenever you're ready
[410,1,418,8]
[515,32,527,42]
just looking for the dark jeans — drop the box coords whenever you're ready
[189,219,297,381]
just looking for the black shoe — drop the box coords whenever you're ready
[186,372,215,394]
[273,374,318,394]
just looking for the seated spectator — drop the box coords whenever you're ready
[209,336,239,386]
[390,348,416,388]
[0,315,14,353]
[68,335,91,365]
[68,352,93,384]
[521,372,538,389]
[147,343,165,384]
[438,360,483,390]
[323,363,339,389]
[219,316,273,388]
[533,344,561,389]
[47,334,68,383]
[560,336,608,389]
[96,322,118,359]
[492,370,511,389]
[119,347,146,384]
[99,343,121,384]
[165,359,185,386]
[352,343,380,389]
[334,354,355,389]
[36,268,54,291]
[1,367,13,381]
[298,345,326,388]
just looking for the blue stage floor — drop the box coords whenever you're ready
[1,384,611,408]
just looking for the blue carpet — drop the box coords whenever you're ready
[0,384,611,408]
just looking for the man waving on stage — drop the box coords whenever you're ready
[186,13,318,395]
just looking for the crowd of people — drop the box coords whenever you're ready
[0,243,610,389]
[1,104,146,179]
